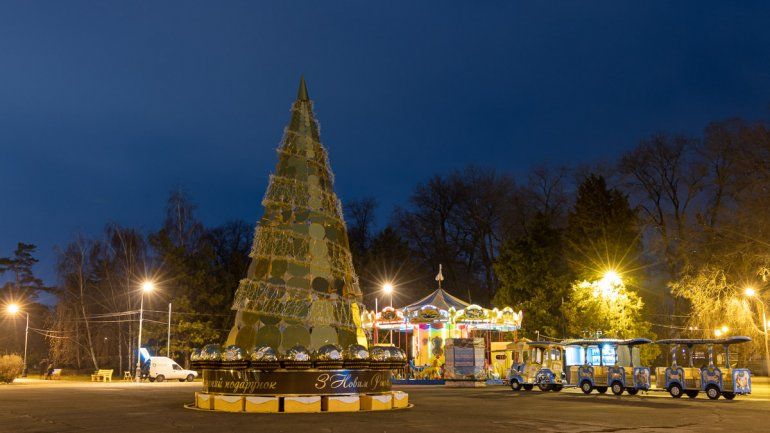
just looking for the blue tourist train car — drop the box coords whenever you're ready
[563,338,652,395]
[654,336,752,400]
[508,342,565,392]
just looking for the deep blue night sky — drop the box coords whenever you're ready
[2,1,770,294]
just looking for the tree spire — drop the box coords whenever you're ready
[297,75,309,101]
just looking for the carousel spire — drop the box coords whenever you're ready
[435,264,444,289]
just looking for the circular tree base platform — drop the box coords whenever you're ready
[189,391,410,413]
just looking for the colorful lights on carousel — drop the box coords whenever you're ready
[362,302,523,334]
[361,284,522,376]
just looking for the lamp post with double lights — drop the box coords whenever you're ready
[135,281,154,383]
[6,303,29,377]
[714,325,729,338]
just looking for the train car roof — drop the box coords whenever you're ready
[561,338,652,346]
[655,336,752,345]
[526,341,563,347]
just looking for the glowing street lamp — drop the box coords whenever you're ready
[383,282,394,307]
[596,270,622,301]
[602,270,622,286]
[744,286,770,376]
[6,303,29,377]
[714,329,723,338]
[142,281,154,293]
[135,280,155,383]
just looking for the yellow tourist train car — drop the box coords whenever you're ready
[563,338,652,395]
[508,341,565,392]
[654,337,752,400]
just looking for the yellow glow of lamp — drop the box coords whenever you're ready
[721,325,729,334]
[715,329,722,337]
[382,283,393,295]
[745,287,756,297]
[142,281,155,293]
[602,270,622,285]
[596,270,622,300]
[6,303,20,315]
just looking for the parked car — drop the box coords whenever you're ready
[147,356,198,382]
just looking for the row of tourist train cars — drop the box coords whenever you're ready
[508,337,753,400]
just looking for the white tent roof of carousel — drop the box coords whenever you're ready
[402,288,471,312]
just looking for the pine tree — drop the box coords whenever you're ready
[565,174,641,281]
[493,213,572,338]
[0,242,46,302]
[561,174,656,354]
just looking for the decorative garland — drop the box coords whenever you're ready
[231,279,359,329]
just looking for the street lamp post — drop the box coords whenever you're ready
[135,281,154,383]
[167,302,172,357]
[383,283,394,344]
[6,304,29,377]
[745,287,770,375]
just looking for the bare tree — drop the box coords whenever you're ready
[164,188,205,251]
[56,236,99,370]
[526,166,570,227]
[101,224,148,375]
[619,134,706,276]
[393,166,516,305]
[456,166,516,299]
[345,197,378,257]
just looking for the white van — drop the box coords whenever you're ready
[147,356,198,382]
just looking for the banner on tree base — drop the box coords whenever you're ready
[202,369,392,395]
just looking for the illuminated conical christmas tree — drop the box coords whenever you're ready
[227,77,366,351]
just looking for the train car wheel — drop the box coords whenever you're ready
[580,381,593,394]
[685,390,699,398]
[626,388,638,395]
[668,383,683,398]
[611,382,624,395]
[706,385,721,400]
[722,392,736,400]
[552,385,563,392]
[596,386,608,394]
[523,384,534,391]
[510,379,521,391]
